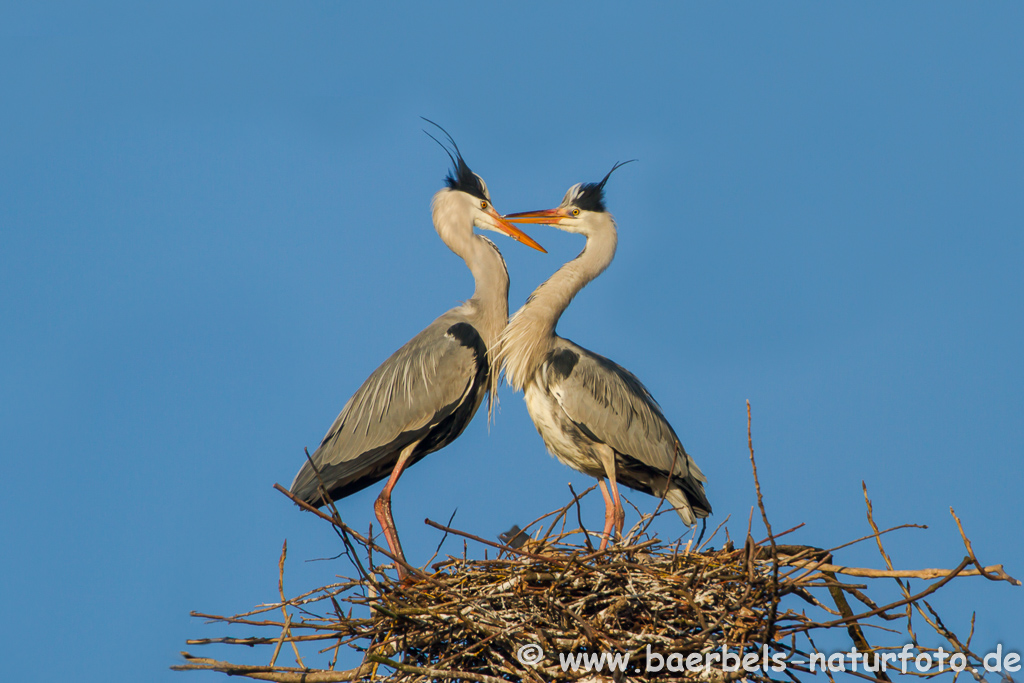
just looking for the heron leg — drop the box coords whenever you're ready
[374,443,416,580]
[597,445,626,549]
[598,479,616,551]
[608,476,625,539]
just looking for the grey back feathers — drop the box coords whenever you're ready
[291,122,506,508]
[542,339,711,519]
[290,311,488,504]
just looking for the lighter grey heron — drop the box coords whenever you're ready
[290,125,545,578]
[497,164,711,549]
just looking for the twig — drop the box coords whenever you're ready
[748,400,780,640]
[173,653,370,681]
[783,560,1018,583]
[273,483,430,582]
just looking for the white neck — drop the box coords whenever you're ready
[498,213,618,390]
[431,190,510,351]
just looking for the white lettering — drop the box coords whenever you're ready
[984,644,1003,672]
[645,645,663,673]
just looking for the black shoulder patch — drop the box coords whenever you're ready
[447,322,486,357]
[548,348,579,379]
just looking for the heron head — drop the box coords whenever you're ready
[424,118,545,252]
[503,160,634,235]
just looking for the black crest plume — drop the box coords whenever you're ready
[421,117,488,201]
[573,159,637,213]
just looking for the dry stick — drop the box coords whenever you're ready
[824,570,892,682]
[302,448,373,585]
[424,518,572,567]
[272,483,431,582]
[173,653,371,682]
[276,541,305,668]
[423,507,458,569]
[923,600,987,681]
[542,593,623,652]
[951,507,1021,585]
[540,494,577,543]
[188,633,350,647]
[863,483,900,574]
[837,584,894,619]
[518,484,598,538]
[783,560,1017,582]
[820,521,927,555]
[775,548,836,590]
[965,613,981,682]
[928,510,1016,682]
[227,582,356,619]
[268,614,288,668]
[784,556,972,636]
[697,513,731,552]
[790,586,843,615]
[755,522,805,546]
[556,498,571,540]
[567,483,595,553]
[745,506,754,561]
[861,480,920,642]
[188,611,361,630]
[363,654,509,683]
[578,538,658,564]
[862,482,981,652]
[747,400,780,640]
[957,612,984,683]
[431,618,534,669]
[776,523,927,584]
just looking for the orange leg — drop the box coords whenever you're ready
[610,479,625,538]
[598,476,626,551]
[598,479,616,550]
[597,446,626,550]
[373,446,414,579]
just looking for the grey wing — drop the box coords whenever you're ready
[290,314,486,505]
[544,340,710,513]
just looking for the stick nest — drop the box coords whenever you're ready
[175,412,1018,682]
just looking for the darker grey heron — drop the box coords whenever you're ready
[290,125,545,578]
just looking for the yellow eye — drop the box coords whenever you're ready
[480,200,489,209]
[572,208,580,217]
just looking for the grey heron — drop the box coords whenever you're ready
[290,126,545,578]
[497,164,711,549]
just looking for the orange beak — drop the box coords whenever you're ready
[488,207,547,252]
[502,208,570,225]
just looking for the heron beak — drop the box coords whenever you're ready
[487,208,547,252]
[502,208,569,225]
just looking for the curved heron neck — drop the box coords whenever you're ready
[461,234,510,345]
[431,192,510,348]
[501,216,618,389]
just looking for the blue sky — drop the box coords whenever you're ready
[2,3,1021,680]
